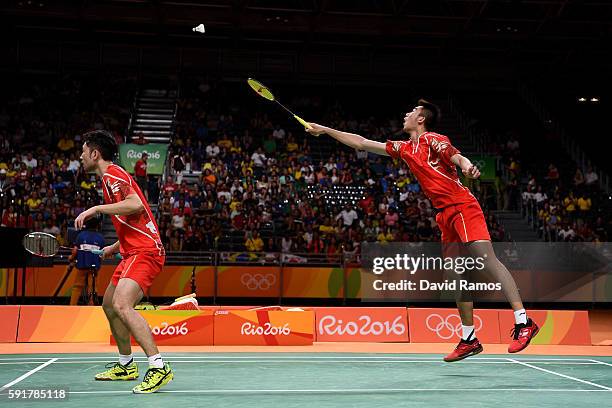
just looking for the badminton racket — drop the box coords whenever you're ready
[22,231,122,259]
[247,78,314,131]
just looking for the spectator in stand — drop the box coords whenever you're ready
[57,135,75,153]
[251,147,267,177]
[533,185,548,208]
[506,134,520,153]
[307,231,325,253]
[245,230,264,252]
[584,166,598,189]
[272,125,286,141]
[171,208,186,232]
[336,204,359,228]
[163,175,178,195]
[545,163,560,185]
[577,192,592,218]
[205,141,220,158]
[377,226,394,243]
[558,224,576,242]
[384,207,399,227]
[133,132,149,145]
[573,168,584,192]
[169,229,183,251]
[546,208,562,241]
[134,152,148,199]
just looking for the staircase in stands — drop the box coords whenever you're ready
[101,89,176,245]
[128,89,177,143]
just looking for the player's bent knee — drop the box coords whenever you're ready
[102,301,115,316]
[112,298,134,316]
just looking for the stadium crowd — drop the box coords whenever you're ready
[491,130,609,242]
[155,83,510,259]
[0,74,133,243]
[2,76,608,261]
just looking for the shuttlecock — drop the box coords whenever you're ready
[193,24,205,34]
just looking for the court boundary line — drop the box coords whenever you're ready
[0,356,604,361]
[507,358,612,391]
[0,360,604,365]
[0,358,57,391]
[0,388,605,395]
[590,359,612,367]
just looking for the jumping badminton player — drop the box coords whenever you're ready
[306,100,539,361]
[74,130,173,392]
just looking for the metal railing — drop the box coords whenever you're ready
[161,250,355,266]
[447,93,488,154]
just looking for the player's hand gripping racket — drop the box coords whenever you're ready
[246,78,315,132]
[22,232,122,259]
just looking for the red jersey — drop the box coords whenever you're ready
[101,163,165,256]
[386,132,475,209]
[134,159,147,177]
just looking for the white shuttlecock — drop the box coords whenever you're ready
[193,24,205,34]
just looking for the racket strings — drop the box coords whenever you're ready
[23,232,59,257]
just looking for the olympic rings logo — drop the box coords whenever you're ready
[471,160,486,169]
[240,273,277,290]
[425,314,483,340]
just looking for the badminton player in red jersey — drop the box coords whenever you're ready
[74,130,173,392]
[306,100,539,361]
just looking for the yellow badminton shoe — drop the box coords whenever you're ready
[94,361,139,381]
[132,363,174,394]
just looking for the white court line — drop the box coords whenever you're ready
[0,356,600,361]
[508,358,612,391]
[47,388,612,395]
[0,360,603,366]
[590,359,612,367]
[0,358,57,391]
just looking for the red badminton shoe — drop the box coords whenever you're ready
[508,318,539,353]
[443,338,483,362]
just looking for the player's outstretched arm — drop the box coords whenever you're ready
[306,123,389,156]
[451,154,481,179]
[74,194,144,229]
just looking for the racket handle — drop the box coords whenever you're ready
[294,115,313,130]
[91,249,123,260]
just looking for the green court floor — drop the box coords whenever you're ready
[0,353,610,408]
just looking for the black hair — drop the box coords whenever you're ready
[82,130,118,161]
[417,98,441,131]
[84,216,100,230]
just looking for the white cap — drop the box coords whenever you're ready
[193,24,205,34]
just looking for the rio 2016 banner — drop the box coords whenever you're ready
[311,307,409,342]
[213,310,314,345]
[110,310,214,346]
[118,143,168,175]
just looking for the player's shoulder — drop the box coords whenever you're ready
[104,164,132,182]
[386,139,410,154]
[424,132,450,142]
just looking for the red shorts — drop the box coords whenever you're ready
[435,200,491,244]
[112,252,165,293]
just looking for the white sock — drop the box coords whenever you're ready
[148,353,164,369]
[119,354,133,366]
[461,325,475,341]
[514,309,527,325]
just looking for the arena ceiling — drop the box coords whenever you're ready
[1,1,611,87]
